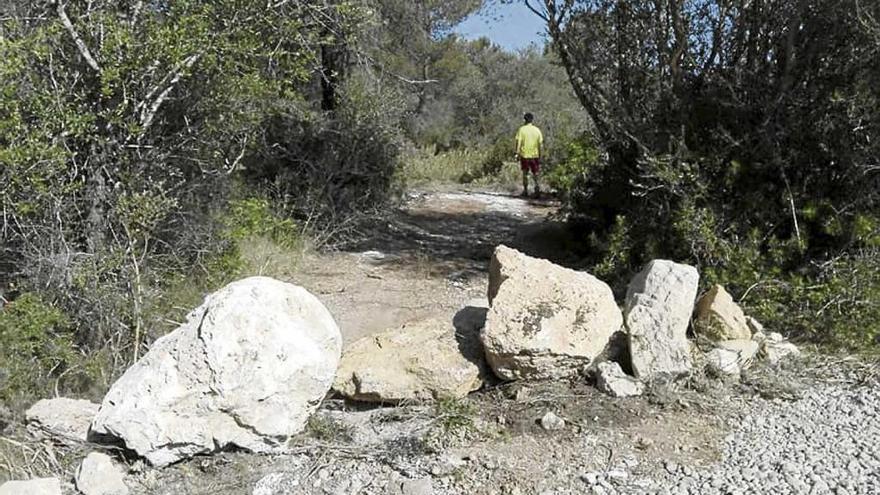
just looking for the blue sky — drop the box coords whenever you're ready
[454,2,547,52]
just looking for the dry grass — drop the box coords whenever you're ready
[0,432,82,483]
[398,148,522,190]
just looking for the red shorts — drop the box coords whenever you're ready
[520,157,541,174]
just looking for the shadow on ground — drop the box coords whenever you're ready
[343,191,580,275]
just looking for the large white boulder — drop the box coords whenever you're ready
[90,277,342,467]
[481,246,622,380]
[75,452,129,495]
[624,260,699,379]
[333,314,485,402]
[0,478,61,495]
[694,285,751,341]
[25,398,99,444]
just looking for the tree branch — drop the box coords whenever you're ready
[54,0,101,74]
[140,54,201,134]
[523,0,550,23]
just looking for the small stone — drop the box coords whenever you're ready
[634,436,655,450]
[0,478,62,495]
[540,411,565,431]
[763,341,801,364]
[400,478,433,495]
[606,470,629,481]
[581,472,600,485]
[75,452,128,495]
[595,361,644,398]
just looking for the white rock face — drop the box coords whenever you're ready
[91,277,342,467]
[624,260,699,379]
[25,398,99,444]
[75,452,128,495]
[0,478,61,495]
[694,285,752,341]
[482,246,622,380]
[595,362,645,398]
[333,314,485,402]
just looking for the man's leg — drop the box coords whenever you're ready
[521,166,529,196]
[532,170,541,197]
[530,159,541,197]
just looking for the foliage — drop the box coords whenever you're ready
[0,295,90,409]
[528,0,880,347]
[544,133,602,197]
[306,415,354,443]
[0,0,404,407]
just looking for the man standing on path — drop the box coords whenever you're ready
[515,112,544,197]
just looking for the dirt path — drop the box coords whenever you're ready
[291,190,564,346]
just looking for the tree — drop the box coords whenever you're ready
[0,0,381,375]
[511,0,880,345]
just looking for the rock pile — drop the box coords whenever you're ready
[479,246,799,396]
[7,245,804,491]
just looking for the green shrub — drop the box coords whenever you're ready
[223,197,300,249]
[0,294,83,408]
[545,134,602,197]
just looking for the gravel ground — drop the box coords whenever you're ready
[620,383,880,495]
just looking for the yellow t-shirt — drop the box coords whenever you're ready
[516,124,544,159]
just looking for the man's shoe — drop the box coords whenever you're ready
[520,190,529,197]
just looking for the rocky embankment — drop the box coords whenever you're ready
[4,245,875,495]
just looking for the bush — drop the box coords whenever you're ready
[544,133,603,198]
[0,294,93,409]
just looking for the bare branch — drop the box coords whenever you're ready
[524,1,550,22]
[140,54,201,134]
[54,0,101,74]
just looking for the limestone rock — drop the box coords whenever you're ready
[399,478,434,495]
[763,341,801,365]
[540,411,565,431]
[0,478,61,495]
[705,348,743,375]
[624,260,699,379]
[76,452,129,495]
[596,362,644,398]
[91,277,342,467]
[482,245,622,380]
[333,313,485,402]
[746,316,765,335]
[25,398,99,444]
[706,340,759,375]
[694,285,751,341]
